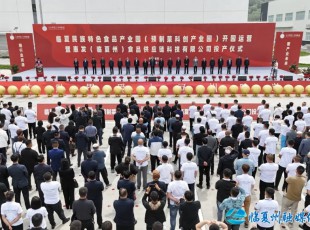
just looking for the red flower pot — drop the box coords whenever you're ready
[212,75,216,81]
[249,76,253,81]
[98,76,102,82]
[203,76,207,81]
[225,76,230,81]
[135,76,139,82]
[171,76,175,82]
[112,76,116,81]
[74,76,79,81]
[256,76,260,81]
[91,76,95,82]
[232,75,236,81]
[67,76,71,82]
[189,76,193,81]
[51,76,56,81]
[82,76,86,82]
[219,76,222,81]
[164,76,168,82]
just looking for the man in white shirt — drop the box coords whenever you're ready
[0,123,8,157]
[55,102,65,116]
[208,113,219,135]
[303,108,310,127]
[188,101,197,132]
[286,155,303,177]
[264,128,278,162]
[254,187,279,230]
[215,102,223,120]
[235,164,255,228]
[14,109,28,139]
[167,170,189,230]
[216,124,227,143]
[220,104,230,121]
[273,103,284,118]
[193,118,204,135]
[259,104,271,123]
[258,154,278,200]
[242,110,253,132]
[0,103,12,121]
[206,106,217,121]
[8,118,18,147]
[284,110,295,127]
[248,140,260,178]
[180,152,198,197]
[156,155,174,187]
[271,115,282,138]
[295,113,306,132]
[24,102,37,139]
[226,111,237,130]
[230,99,239,112]
[203,99,211,115]
[258,123,269,166]
[301,102,308,114]
[157,141,172,162]
[132,139,150,190]
[253,118,264,140]
[1,191,23,229]
[40,172,69,228]
[257,100,266,117]
[275,139,296,191]
[58,108,71,127]
[178,138,194,166]
[120,114,128,128]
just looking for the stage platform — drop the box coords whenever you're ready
[8,66,303,82]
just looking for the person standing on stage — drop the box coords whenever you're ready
[100,57,105,75]
[109,58,114,75]
[193,56,198,74]
[83,58,88,75]
[218,56,224,74]
[73,58,79,74]
[210,57,215,74]
[150,57,156,75]
[176,57,181,74]
[134,57,139,74]
[91,57,97,75]
[244,57,250,74]
[143,59,148,75]
[201,58,207,74]
[184,56,189,74]
[227,58,232,74]
[273,59,278,78]
[236,56,242,74]
[117,58,123,75]
[167,58,173,74]
[159,58,164,74]
[125,57,130,75]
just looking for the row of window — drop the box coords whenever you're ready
[268,10,310,22]
[306,32,310,41]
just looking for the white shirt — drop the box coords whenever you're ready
[128,114,138,124]
[271,120,281,134]
[306,180,310,191]
[295,120,306,132]
[120,117,128,127]
[216,130,226,142]
[156,163,174,184]
[132,145,149,167]
[220,109,230,121]
[203,104,211,114]
[55,106,65,116]
[206,110,217,121]
[181,161,198,184]
[193,123,204,135]
[248,147,261,167]
[149,141,162,156]
[286,163,303,177]
[8,124,19,138]
[257,104,265,115]
[176,138,186,149]
[259,109,271,122]
[284,115,294,127]
[303,113,310,126]
[255,199,279,228]
[157,148,172,160]
[41,181,61,204]
[167,180,189,205]
[188,105,197,119]
[264,136,278,154]
[305,205,310,227]
[258,129,269,147]
[237,132,246,142]
[208,118,219,133]
[273,107,284,118]
[259,163,278,183]
[1,202,23,226]
[236,174,255,196]
[59,113,71,127]
[0,129,8,148]
[0,108,12,121]
[26,207,48,229]
[178,146,194,165]
[226,116,237,130]
[215,106,223,120]
[24,109,37,123]
[230,105,238,112]
[242,115,253,129]
[279,147,296,168]
[14,115,28,130]
[280,125,290,136]
[13,142,26,154]
[301,106,308,114]
[253,123,264,139]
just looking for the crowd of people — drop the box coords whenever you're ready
[0,97,309,230]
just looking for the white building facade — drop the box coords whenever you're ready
[0,0,249,33]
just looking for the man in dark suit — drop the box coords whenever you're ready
[130,101,140,118]
[100,57,105,75]
[91,111,103,146]
[146,170,166,198]
[172,115,183,161]
[239,131,253,157]
[42,125,54,164]
[51,132,66,151]
[81,153,98,182]
[74,58,79,74]
[48,140,65,180]
[176,57,181,74]
[59,125,71,164]
[219,131,236,158]
[75,126,89,167]
[231,118,244,140]
[167,58,173,74]
[117,170,136,200]
[201,58,207,74]
[236,56,242,74]
[197,138,213,189]
[209,57,215,74]
[19,139,38,191]
[91,57,97,74]
[134,57,139,74]
[114,108,124,131]
[8,154,30,209]
[85,171,104,229]
[125,57,130,75]
[122,119,134,156]
[34,155,53,206]
[218,56,224,74]
[83,58,88,75]
[244,57,250,74]
[109,58,114,75]
[159,58,164,74]
[116,98,128,115]
[184,56,189,74]
[234,105,244,119]
[150,57,156,75]
[117,58,123,75]
[227,58,232,74]
[143,59,148,74]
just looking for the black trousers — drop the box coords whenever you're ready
[3,224,23,230]
[46,201,67,226]
[210,66,214,74]
[169,132,173,147]
[259,180,274,200]
[111,154,122,170]
[77,148,88,167]
[23,129,28,140]
[202,67,206,74]
[88,136,97,151]
[28,122,36,138]
[236,66,241,74]
[144,67,147,74]
[189,118,194,131]
[74,66,79,74]
[116,225,134,230]
[62,186,74,209]
[218,66,222,74]
[28,170,33,189]
[118,67,122,74]
[92,199,102,227]
[101,66,106,75]
[188,183,195,199]
[13,186,30,209]
[37,139,45,154]
[92,67,97,74]
[84,67,88,74]
[96,168,110,185]
[168,66,172,74]
[135,66,139,74]
[110,67,114,74]
[126,67,130,74]
[36,181,45,206]
[176,67,180,74]
[123,139,132,156]
[151,66,155,74]
[258,146,265,166]
[194,66,197,74]
[305,194,310,208]
[227,67,231,74]
[184,66,188,74]
[159,67,163,74]
[275,165,288,191]
[245,66,249,74]
[150,155,160,172]
[252,167,257,178]
[198,165,210,186]
[80,219,94,230]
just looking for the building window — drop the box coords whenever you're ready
[296,11,305,20]
[268,15,274,22]
[276,14,283,22]
[285,13,293,21]
[306,32,310,41]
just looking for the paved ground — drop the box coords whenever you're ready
[1,94,309,229]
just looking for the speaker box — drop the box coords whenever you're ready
[12,76,22,81]
[283,76,293,81]
[57,76,66,81]
[193,76,202,81]
[149,77,157,82]
[238,76,247,81]
[103,76,111,82]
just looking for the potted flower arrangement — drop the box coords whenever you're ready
[289,64,297,73]
[91,76,95,82]
[67,76,71,82]
[135,76,139,82]
[302,67,310,80]
[189,76,193,81]
[164,76,168,82]
[127,76,131,82]
[74,76,79,81]
[82,76,86,82]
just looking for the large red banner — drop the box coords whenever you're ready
[6,33,35,72]
[274,32,303,70]
[37,102,260,121]
[33,23,275,67]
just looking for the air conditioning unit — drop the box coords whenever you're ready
[306,24,310,29]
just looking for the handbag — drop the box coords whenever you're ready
[73,179,79,188]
